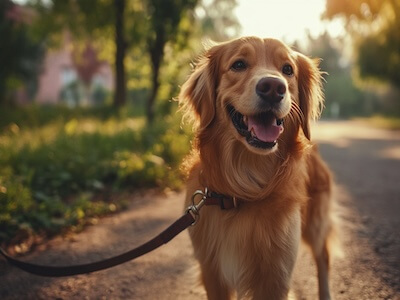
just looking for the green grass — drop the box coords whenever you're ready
[0,104,192,247]
[354,115,400,130]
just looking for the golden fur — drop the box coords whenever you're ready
[179,37,334,300]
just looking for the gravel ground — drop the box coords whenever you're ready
[0,120,399,299]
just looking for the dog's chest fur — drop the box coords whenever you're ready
[218,207,301,291]
[187,168,304,295]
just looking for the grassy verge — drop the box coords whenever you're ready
[354,115,400,130]
[0,104,191,250]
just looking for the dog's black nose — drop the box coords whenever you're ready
[256,77,286,103]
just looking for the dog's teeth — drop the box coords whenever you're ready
[243,115,248,126]
[250,128,257,138]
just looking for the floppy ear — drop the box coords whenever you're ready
[179,46,220,131]
[296,53,324,140]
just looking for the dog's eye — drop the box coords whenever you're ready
[282,64,294,76]
[231,60,247,71]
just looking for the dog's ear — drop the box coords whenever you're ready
[296,53,324,140]
[179,46,221,131]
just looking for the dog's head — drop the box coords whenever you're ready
[179,37,324,155]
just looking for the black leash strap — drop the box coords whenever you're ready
[0,212,195,277]
[0,188,237,277]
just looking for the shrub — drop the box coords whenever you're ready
[0,105,191,246]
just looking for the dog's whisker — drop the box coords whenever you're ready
[287,110,299,127]
[291,101,305,124]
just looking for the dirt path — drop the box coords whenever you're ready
[1,121,399,299]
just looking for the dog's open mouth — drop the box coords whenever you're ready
[228,105,284,149]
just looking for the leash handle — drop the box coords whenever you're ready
[0,212,195,277]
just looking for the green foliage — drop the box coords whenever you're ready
[146,0,198,41]
[0,105,191,245]
[0,1,44,104]
[324,0,400,89]
[31,0,115,40]
[358,23,400,87]
[0,104,118,129]
[322,72,379,118]
[324,0,385,20]
[144,0,199,122]
[300,33,377,118]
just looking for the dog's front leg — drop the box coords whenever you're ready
[199,262,232,300]
[250,210,302,300]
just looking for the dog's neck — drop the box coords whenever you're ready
[196,126,309,202]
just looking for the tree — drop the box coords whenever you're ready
[31,0,126,106]
[30,0,238,117]
[143,0,239,123]
[301,32,379,118]
[0,0,44,105]
[196,0,239,41]
[32,0,200,113]
[357,21,400,88]
[324,0,400,88]
[114,0,126,107]
[145,0,198,123]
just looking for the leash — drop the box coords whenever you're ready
[0,188,239,277]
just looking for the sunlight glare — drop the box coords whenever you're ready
[235,0,345,43]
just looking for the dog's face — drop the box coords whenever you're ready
[180,37,323,155]
[220,38,296,154]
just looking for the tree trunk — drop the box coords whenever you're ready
[147,57,161,124]
[146,32,165,124]
[113,0,126,107]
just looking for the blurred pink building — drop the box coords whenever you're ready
[7,2,113,106]
[36,35,114,106]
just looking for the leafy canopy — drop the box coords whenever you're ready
[324,0,400,88]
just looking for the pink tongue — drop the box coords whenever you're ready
[248,117,283,142]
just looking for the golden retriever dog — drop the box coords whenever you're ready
[179,37,334,300]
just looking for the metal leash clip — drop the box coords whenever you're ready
[186,188,208,225]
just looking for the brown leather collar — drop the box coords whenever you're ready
[204,190,241,210]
